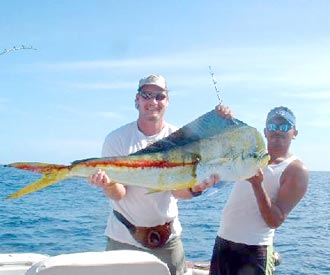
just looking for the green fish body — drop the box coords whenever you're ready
[6,110,269,199]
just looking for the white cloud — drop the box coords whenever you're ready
[0,97,9,105]
[68,81,134,91]
[305,119,330,128]
[27,42,329,95]
[55,104,124,120]
[35,56,193,71]
[282,91,330,100]
[96,111,124,120]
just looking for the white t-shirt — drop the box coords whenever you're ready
[102,120,180,248]
[219,155,298,245]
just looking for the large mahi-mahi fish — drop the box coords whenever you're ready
[6,109,269,199]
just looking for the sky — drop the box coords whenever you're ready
[1,0,329,171]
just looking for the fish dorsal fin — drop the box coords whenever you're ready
[133,110,246,156]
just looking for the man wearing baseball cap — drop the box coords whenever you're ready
[210,105,309,275]
[138,74,168,91]
[90,74,219,275]
[266,106,296,128]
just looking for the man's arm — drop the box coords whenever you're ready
[89,169,126,200]
[249,161,308,228]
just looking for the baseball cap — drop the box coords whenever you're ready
[138,74,167,91]
[266,106,296,126]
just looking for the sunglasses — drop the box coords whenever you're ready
[139,91,167,101]
[266,123,293,132]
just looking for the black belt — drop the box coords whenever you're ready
[113,210,135,231]
[113,210,172,249]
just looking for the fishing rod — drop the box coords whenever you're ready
[206,66,226,196]
[208,65,222,104]
[208,65,238,127]
[0,45,37,56]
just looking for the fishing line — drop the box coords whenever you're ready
[0,45,37,56]
[208,65,222,104]
[208,65,238,126]
[205,70,239,197]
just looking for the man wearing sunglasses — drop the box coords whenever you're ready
[89,74,218,275]
[210,106,309,275]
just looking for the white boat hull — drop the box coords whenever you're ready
[0,251,208,275]
[0,253,48,275]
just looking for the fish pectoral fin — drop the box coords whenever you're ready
[145,189,163,195]
[144,179,197,195]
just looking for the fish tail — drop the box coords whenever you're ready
[6,164,70,200]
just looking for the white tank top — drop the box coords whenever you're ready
[219,155,298,245]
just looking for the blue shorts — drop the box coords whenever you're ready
[210,236,275,275]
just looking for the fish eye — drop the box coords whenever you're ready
[249,152,260,159]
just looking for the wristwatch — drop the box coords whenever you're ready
[189,187,203,197]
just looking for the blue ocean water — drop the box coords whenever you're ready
[0,166,329,275]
